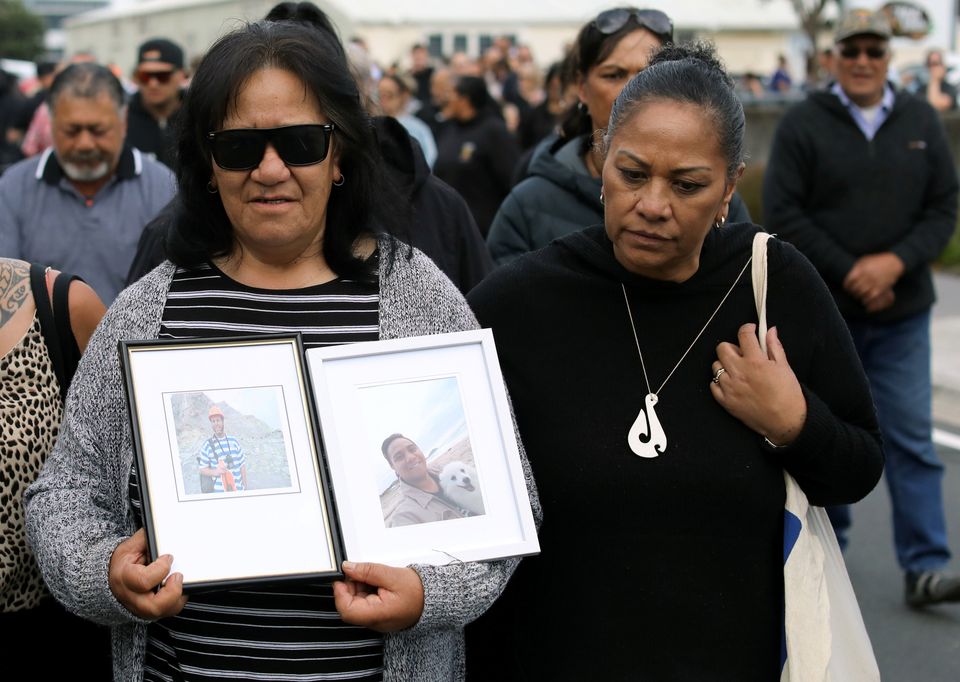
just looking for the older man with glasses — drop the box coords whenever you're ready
[764,9,960,608]
[127,38,186,169]
[0,62,175,306]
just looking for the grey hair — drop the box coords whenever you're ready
[604,42,744,181]
[48,63,126,112]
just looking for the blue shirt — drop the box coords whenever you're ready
[198,434,246,492]
[0,146,175,304]
[830,82,895,141]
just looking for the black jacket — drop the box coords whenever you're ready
[763,87,958,321]
[433,113,519,237]
[466,224,881,680]
[126,91,182,170]
[373,116,493,293]
[487,134,752,266]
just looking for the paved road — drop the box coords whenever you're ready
[933,273,960,431]
[845,444,960,682]
[933,271,960,318]
[843,272,960,681]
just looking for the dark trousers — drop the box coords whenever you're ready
[1,597,112,677]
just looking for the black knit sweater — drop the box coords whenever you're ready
[763,88,958,322]
[465,224,883,681]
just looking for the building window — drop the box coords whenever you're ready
[427,34,443,58]
[479,34,493,56]
[453,34,467,54]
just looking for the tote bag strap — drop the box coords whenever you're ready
[51,270,82,397]
[29,263,67,400]
[28,264,83,402]
[751,231,772,354]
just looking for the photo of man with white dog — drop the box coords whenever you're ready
[357,375,487,527]
[379,433,485,527]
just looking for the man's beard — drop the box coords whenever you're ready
[58,150,111,182]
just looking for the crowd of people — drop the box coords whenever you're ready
[1,2,959,680]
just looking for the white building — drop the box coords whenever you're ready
[63,0,956,78]
[24,0,109,55]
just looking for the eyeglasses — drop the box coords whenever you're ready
[593,8,674,42]
[135,69,176,85]
[206,124,335,171]
[838,45,888,60]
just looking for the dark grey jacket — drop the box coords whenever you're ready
[486,134,752,266]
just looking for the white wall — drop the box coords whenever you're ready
[358,23,581,69]
[66,0,355,73]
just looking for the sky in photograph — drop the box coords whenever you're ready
[205,386,285,431]
[357,376,469,493]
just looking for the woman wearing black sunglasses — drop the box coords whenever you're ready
[25,19,539,682]
[486,7,752,266]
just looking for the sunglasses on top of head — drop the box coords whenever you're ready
[593,8,674,42]
[206,124,335,171]
[135,69,176,85]
[838,45,888,60]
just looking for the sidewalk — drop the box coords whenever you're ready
[933,273,960,431]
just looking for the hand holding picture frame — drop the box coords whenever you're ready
[121,330,539,590]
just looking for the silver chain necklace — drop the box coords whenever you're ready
[620,255,752,458]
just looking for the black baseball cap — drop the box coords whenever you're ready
[137,38,184,70]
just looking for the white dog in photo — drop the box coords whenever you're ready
[438,461,485,515]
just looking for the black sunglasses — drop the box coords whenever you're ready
[206,124,335,171]
[135,69,175,85]
[839,45,888,60]
[593,8,674,42]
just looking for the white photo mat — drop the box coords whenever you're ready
[306,329,539,567]
[124,337,340,588]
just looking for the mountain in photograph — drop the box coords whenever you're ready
[170,390,294,494]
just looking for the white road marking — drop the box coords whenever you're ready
[932,427,960,452]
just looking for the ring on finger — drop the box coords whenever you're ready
[712,367,726,384]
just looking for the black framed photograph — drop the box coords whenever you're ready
[306,329,540,567]
[121,335,342,591]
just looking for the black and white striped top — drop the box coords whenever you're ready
[130,263,384,681]
[158,262,380,346]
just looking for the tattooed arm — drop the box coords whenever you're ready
[0,258,31,325]
[0,258,105,353]
[0,258,34,354]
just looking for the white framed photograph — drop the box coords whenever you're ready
[121,335,343,590]
[306,329,539,567]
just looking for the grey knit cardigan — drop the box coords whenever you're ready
[24,243,541,681]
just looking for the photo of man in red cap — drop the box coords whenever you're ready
[198,405,248,493]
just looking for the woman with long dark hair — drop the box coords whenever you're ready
[25,21,537,681]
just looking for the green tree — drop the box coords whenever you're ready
[0,0,45,61]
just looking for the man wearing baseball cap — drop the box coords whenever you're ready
[765,9,960,608]
[127,37,185,169]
